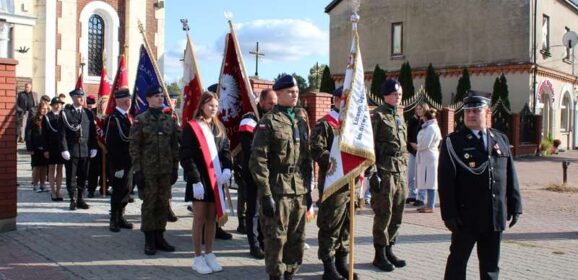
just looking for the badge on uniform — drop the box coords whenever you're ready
[494,143,501,155]
[395,117,403,129]
[469,162,476,168]
[257,124,267,130]
[464,153,470,159]
[466,134,473,140]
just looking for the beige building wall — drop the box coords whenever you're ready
[155,2,164,74]
[57,0,78,97]
[31,0,46,95]
[12,0,35,80]
[125,0,147,91]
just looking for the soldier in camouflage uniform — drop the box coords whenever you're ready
[249,75,313,280]
[370,79,408,272]
[129,86,179,255]
[311,86,357,280]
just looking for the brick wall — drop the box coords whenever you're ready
[300,91,333,128]
[0,58,18,232]
[250,78,273,96]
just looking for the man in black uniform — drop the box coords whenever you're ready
[438,90,523,280]
[239,88,277,259]
[86,94,106,198]
[105,88,134,232]
[59,88,98,210]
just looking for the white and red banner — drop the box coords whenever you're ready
[96,66,111,145]
[188,119,229,225]
[181,33,204,126]
[321,18,375,202]
[217,18,258,155]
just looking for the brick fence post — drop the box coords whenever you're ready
[300,91,333,128]
[511,113,521,157]
[440,107,454,138]
[0,58,18,233]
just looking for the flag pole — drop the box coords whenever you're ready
[100,49,107,197]
[348,178,356,280]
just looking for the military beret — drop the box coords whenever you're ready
[145,86,163,97]
[50,97,65,105]
[379,79,401,96]
[273,74,297,91]
[69,88,85,97]
[86,94,96,104]
[463,90,491,109]
[207,83,219,93]
[114,88,131,99]
[333,86,343,97]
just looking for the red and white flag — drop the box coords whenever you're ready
[105,54,128,115]
[96,66,112,145]
[321,16,375,201]
[217,18,258,155]
[181,33,204,126]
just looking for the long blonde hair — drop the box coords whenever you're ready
[193,92,224,137]
[97,95,110,118]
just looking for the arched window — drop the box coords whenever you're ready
[560,93,571,132]
[87,14,105,76]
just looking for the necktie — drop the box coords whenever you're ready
[478,131,486,151]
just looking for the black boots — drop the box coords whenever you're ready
[144,231,156,255]
[215,224,233,240]
[237,217,246,234]
[155,231,175,252]
[109,205,120,232]
[69,199,77,210]
[283,271,294,280]
[269,276,281,280]
[386,245,406,267]
[322,257,345,280]
[373,244,394,272]
[76,192,89,209]
[335,251,359,280]
[250,245,265,259]
[167,205,178,222]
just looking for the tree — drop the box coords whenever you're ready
[499,74,511,110]
[370,64,385,96]
[425,63,442,104]
[275,73,308,95]
[455,67,471,103]
[319,65,335,94]
[166,82,182,107]
[398,62,415,101]
[491,76,501,107]
[308,63,326,91]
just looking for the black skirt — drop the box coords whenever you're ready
[185,181,216,203]
[47,151,65,165]
[31,151,48,167]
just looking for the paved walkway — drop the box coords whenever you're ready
[1,145,578,280]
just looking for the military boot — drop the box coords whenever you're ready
[250,245,265,259]
[144,231,156,255]
[69,190,77,210]
[322,257,345,280]
[155,231,175,252]
[373,244,394,272]
[109,205,120,232]
[269,276,281,280]
[237,217,246,234]
[118,205,133,229]
[335,251,359,280]
[167,204,178,222]
[283,271,294,280]
[76,191,90,209]
[386,245,406,267]
[215,224,232,240]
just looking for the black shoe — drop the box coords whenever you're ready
[269,276,281,280]
[76,200,90,209]
[167,207,178,222]
[322,257,345,280]
[405,198,416,204]
[386,245,406,268]
[144,231,156,255]
[215,225,232,240]
[69,200,77,211]
[118,210,134,229]
[128,196,134,203]
[335,251,359,280]
[155,231,175,252]
[237,223,246,234]
[187,205,193,212]
[413,200,425,207]
[372,244,394,272]
[250,246,265,259]
[109,206,120,232]
[283,271,294,280]
[87,191,95,198]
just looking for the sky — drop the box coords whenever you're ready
[163,0,331,88]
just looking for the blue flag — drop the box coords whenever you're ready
[131,45,167,116]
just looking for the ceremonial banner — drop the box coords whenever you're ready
[96,66,111,145]
[181,32,204,125]
[217,17,258,155]
[321,16,375,201]
[105,54,128,115]
[131,45,166,116]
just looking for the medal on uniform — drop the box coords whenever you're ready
[464,153,470,159]
[469,162,476,168]
[466,134,473,140]
[494,143,501,155]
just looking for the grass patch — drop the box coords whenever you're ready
[544,183,578,193]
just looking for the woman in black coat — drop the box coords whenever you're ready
[42,97,66,201]
[25,101,49,193]
[180,92,233,274]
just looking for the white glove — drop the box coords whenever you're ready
[61,151,71,160]
[114,170,125,178]
[90,149,97,158]
[218,169,232,186]
[192,182,205,200]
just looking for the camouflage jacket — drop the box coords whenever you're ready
[371,103,408,173]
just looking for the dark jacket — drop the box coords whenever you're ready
[105,108,132,172]
[180,119,233,201]
[406,115,422,155]
[42,111,62,155]
[239,110,261,189]
[438,128,523,233]
[16,91,37,114]
[25,116,45,152]
[58,106,97,158]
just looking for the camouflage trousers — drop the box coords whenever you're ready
[234,170,247,221]
[371,172,407,246]
[261,194,306,277]
[317,187,350,260]
[140,173,172,232]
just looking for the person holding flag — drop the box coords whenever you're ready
[249,75,313,280]
[311,86,358,280]
[180,92,233,274]
[129,86,179,255]
[370,79,408,272]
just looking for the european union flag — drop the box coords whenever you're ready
[131,45,167,116]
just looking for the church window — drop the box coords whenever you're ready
[88,14,105,76]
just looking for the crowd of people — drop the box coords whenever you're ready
[16,75,523,280]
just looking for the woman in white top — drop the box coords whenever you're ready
[416,108,442,213]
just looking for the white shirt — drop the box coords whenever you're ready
[115,107,127,116]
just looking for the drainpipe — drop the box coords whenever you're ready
[532,0,538,114]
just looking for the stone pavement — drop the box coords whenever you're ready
[1,145,578,280]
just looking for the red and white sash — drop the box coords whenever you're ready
[188,119,228,224]
[238,116,257,133]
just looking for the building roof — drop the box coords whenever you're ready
[325,0,342,13]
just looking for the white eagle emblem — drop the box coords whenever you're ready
[219,74,241,122]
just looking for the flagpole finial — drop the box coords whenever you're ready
[180,19,189,31]
[224,11,233,22]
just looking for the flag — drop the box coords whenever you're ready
[105,54,128,115]
[217,23,258,155]
[96,66,111,145]
[321,16,375,201]
[75,72,83,91]
[131,45,166,116]
[181,33,204,125]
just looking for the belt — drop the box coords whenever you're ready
[279,165,298,174]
